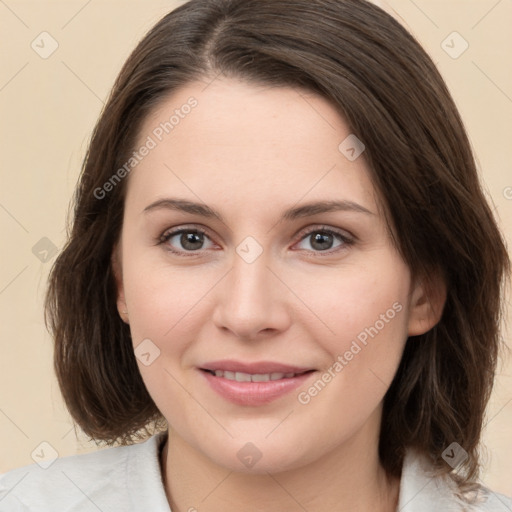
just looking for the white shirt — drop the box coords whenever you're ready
[1,433,510,511]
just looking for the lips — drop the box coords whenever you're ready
[207,370,302,382]
[200,360,313,375]
[199,360,316,406]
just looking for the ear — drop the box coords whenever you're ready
[407,272,447,336]
[111,242,129,324]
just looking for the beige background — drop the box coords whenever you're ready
[0,0,511,496]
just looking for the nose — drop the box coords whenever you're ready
[212,251,292,341]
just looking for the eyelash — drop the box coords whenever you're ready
[157,225,355,258]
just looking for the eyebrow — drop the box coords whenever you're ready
[143,198,374,221]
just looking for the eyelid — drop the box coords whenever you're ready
[158,225,216,255]
[290,224,355,255]
[293,224,355,243]
[158,223,355,256]
[158,224,210,242]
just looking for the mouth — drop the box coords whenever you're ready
[198,360,316,406]
[200,368,314,382]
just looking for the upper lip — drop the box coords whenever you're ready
[200,360,314,374]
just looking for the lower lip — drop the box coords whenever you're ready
[200,370,314,406]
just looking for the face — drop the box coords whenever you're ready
[114,77,440,473]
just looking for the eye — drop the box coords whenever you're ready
[159,227,215,255]
[293,227,354,254]
[157,225,354,257]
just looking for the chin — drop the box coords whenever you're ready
[200,437,319,475]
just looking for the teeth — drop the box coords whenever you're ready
[210,370,299,382]
[251,374,270,382]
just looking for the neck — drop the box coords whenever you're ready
[160,417,400,512]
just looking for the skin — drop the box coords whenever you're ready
[113,77,445,512]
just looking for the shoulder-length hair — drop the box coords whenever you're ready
[45,0,510,490]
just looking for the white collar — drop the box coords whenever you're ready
[134,434,512,511]
[397,447,511,511]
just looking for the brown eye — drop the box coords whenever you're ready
[178,231,205,251]
[309,232,336,251]
[160,228,214,255]
[294,227,354,254]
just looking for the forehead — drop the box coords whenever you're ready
[126,78,377,216]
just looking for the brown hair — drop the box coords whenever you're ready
[45,0,510,490]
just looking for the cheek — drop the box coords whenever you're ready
[293,301,409,453]
[282,255,411,355]
[293,259,410,424]
[122,250,215,343]
[121,260,207,423]
[289,259,411,422]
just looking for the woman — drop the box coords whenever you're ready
[1,0,510,510]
